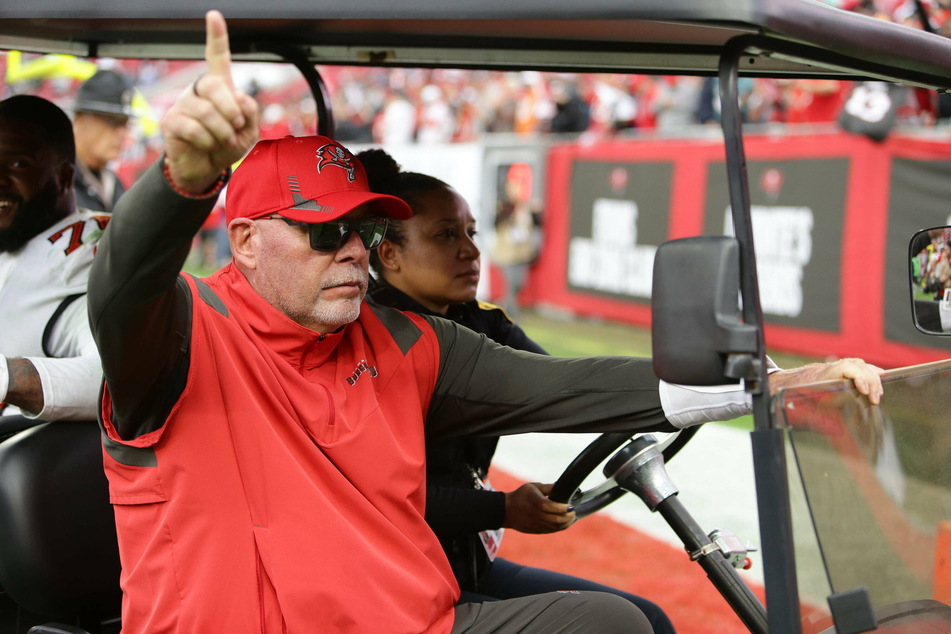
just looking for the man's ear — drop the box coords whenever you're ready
[229,219,256,269]
[376,239,400,271]
[57,161,75,198]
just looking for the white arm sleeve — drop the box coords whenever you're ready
[24,296,102,421]
[659,357,782,429]
[659,381,752,428]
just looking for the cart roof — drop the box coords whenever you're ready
[2,0,951,89]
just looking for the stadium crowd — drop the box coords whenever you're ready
[245,0,951,143]
[2,0,950,183]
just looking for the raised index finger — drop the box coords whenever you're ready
[205,10,233,85]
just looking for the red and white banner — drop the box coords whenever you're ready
[522,133,951,369]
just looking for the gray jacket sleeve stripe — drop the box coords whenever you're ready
[366,302,422,355]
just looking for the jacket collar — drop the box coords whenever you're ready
[210,263,356,369]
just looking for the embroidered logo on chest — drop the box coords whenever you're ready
[346,360,378,386]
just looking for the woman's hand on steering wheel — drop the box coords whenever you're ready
[503,482,577,534]
[548,429,694,518]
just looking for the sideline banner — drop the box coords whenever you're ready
[528,133,951,368]
[703,157,846,333]
[565,160,672,304]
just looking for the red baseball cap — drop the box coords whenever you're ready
[226,135,412,224]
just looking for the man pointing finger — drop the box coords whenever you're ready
[162,10,258,196]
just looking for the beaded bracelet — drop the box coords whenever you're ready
[162,158,228,200]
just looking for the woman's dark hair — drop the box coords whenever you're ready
[0,95,76,164]
[357,148,451,272]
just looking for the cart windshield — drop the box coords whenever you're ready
[776,360,951,632]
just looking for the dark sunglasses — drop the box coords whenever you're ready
[264,215,389,252]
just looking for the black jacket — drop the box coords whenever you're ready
[74,162,126,213]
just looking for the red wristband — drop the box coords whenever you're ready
[162,159,228,199]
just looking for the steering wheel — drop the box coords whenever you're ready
[548,427,697,518]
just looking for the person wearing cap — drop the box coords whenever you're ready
[87,11,885,634]
[72,69,135,213]
[0,94,111,421]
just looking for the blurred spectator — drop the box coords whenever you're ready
[259,102,292,140]
[781,79,848,125]
[548,78,590,134]
[631,76,660,129]
[893,0,940,29]
[334,106,375,142]
[330,75,375,141]
[72,69,135,212]
[838,81,904,141]
[417,84,455,144]
[651,76,704,132]
[696,78,719,125]
[697,77,777,125]
[743,78,785,124]
[492,162,542,320]
[453,85,482,141]
[514,72,554,135]
[287,97,319,136]
[375,89,417,144]
[483,73,519,133]
[590,75,638,133]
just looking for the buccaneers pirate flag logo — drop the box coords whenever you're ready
[316,143,357,182]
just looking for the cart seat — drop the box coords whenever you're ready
[0,419,121,633]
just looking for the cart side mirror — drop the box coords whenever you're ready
[909,226,951,336]
[651,236,758,385]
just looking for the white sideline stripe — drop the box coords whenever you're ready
[491,424,766,586]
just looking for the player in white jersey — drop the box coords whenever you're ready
[0,95,110,421]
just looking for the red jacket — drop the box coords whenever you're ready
[101,265,458,633]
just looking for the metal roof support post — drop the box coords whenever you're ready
[718,37,802,634]
[250,43,336,137]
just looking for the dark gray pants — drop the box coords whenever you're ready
[451,591,654,633]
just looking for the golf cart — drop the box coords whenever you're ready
[1,1,950,632]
